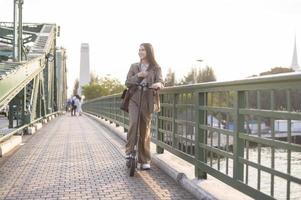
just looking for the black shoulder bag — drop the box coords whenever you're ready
[120,86,137,112]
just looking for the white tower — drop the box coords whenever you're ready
[79,43,90,95]
[291,36,300,71]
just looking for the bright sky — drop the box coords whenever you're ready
[1,0,300,96]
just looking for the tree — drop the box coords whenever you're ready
[196,66,216,82]
[259,67,293,76]
[72,79,79,95]
[179,66,216,85]
[82,84,104,100]
[164,68,176,86]
[98,76,125,96]
[82,76,125,100]
[179,67,197,85]
[90,72,99,84]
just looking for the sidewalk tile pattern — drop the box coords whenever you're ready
[0,115,196,200]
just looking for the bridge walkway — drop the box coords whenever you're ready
[0,115,195,200]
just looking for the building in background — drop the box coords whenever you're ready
[79,43,90,95]
[291,36,300,71]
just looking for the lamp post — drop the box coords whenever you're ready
[13,0,24,62]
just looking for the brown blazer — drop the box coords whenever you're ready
[125,62,163,113]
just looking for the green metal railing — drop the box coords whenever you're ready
[83,72,301,200]
[0,111,61,143]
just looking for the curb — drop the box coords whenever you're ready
[0,136,22,157]
[85,113,217,200]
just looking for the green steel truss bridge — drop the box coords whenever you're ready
[0,22,67,131]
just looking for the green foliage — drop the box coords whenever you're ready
[164,68,176,86]
[90,73,100,84]
[82,84,104,100]
[196,66,216,82]
[82,76,125,100]
[98,76,125,96]
[179,66,216,85]
[180,68,197,85]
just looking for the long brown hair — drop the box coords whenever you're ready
[140,43,159,68]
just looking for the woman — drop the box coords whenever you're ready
[125,43,164,170]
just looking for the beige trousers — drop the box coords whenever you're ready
[125,90,152,164]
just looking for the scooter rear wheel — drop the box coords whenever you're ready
[126,159,130,168]
[129,158,136,177]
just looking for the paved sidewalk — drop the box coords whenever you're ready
[90,113,256,200]
[0,115,196,200]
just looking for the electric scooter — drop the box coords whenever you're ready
[126,82,149,177]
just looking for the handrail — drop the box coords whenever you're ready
[0,111,61,143]
[84,72,301,102]
[82,72,301,200]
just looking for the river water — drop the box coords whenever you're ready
[211,148,301,199]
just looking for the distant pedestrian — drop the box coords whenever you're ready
[75,95,82,116]
[71,96,77,116]
[125,43,164,170]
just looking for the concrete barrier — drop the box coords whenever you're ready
[27,127,36,135]
[34,123,42,131]
[0,136,22,156]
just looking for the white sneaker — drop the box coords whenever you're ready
[141,163,150,170]
[125,154,131,159]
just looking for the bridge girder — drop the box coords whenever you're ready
[0,23,67,128]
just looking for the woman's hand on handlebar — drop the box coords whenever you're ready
[150,82,164,90]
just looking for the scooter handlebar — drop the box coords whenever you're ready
[136,83,159,91]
